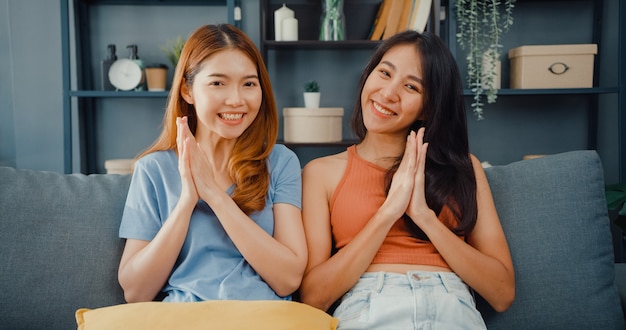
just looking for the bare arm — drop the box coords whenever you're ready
[299,158,397,310]
[406,139,515,312]
[199,189,308,297]
[300,132,423,311]
[117,203,193,302]
[185,130,307,297]
[118,117,199,302]
[432,155,514,311]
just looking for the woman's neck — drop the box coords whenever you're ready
[357,133,407,168]
[195,132,236,174]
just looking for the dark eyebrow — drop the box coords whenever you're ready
[206,73,259,80]
[380,60,423,85]
[380,60,396,71]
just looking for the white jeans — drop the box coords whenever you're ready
[333,271,487,330]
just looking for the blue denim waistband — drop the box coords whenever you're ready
[355,271,465,293]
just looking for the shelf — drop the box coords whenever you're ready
[265,0,621,173]
[264,40,380,50]
[463,87,620,96]
[63,0,235,174]
[261,0,382,44]
[70,88,618,99]
[83,0,227,5]
[69,90,169,98]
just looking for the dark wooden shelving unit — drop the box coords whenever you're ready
[260,0,621,168]
[61,0,235,173]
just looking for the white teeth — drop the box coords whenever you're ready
[219,113,244,120]
[373,102,394,116]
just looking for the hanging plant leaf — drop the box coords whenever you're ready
[455,0,516,119]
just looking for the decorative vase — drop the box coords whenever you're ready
[303,92,321,108]
[319,0,346,41]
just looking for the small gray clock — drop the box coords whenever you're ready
[108,58,144,91]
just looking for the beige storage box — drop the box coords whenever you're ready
[508,44,597,89]
[104,158,135,174]
[283,107,343,143]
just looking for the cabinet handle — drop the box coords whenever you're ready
[548,62,570,75]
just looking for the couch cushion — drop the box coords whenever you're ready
[0,167,131,329]
[615,263,626,317]
[478,151,625,328]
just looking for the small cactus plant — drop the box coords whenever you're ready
[304,80,320,93]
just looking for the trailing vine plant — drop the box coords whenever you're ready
[456,0,515,119]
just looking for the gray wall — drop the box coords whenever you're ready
[0,0,621,183]
[1,0,64,172]
[0,1,14,168]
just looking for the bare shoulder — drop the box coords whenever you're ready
[302,151,348,191]
[469,153,487,172]
[469,153,481,166]
[303,151,348,175]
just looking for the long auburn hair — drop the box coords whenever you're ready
[351,30,477,240]
[138,24,278,215]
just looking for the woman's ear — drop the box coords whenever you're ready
[181,81,194,104]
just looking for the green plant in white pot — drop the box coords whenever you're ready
[456,0,515,119]
[303,80,321,108]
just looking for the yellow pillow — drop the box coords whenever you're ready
[76,300,338,330]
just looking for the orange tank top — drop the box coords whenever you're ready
[330,145,461,269]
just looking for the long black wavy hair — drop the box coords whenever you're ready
[351,30,477,241]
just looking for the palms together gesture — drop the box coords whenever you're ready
[385,128,433,226]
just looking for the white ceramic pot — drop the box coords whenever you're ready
[303,92,321,108]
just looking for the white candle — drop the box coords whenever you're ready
[282,18,298,41]
[274,4,294,41]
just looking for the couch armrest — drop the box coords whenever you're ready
[0,167,130,329]
[616,263,626,317]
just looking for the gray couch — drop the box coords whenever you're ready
[1,150,625,329]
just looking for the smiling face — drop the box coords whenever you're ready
[360,43,424,136]
[182,48,262,142]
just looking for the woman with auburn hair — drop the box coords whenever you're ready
[117,24,307,303]
[299,30,514,329]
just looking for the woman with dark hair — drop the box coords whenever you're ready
[299,30,515,329]
[117,24,307,303]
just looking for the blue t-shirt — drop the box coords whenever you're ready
[119,144,302,302]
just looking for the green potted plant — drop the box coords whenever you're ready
[303,80,321,108]
[161,36,186,68]
[283,79,344,143]
[606,183,626,260]
[606,183,626,232]
[455,0,516,119]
